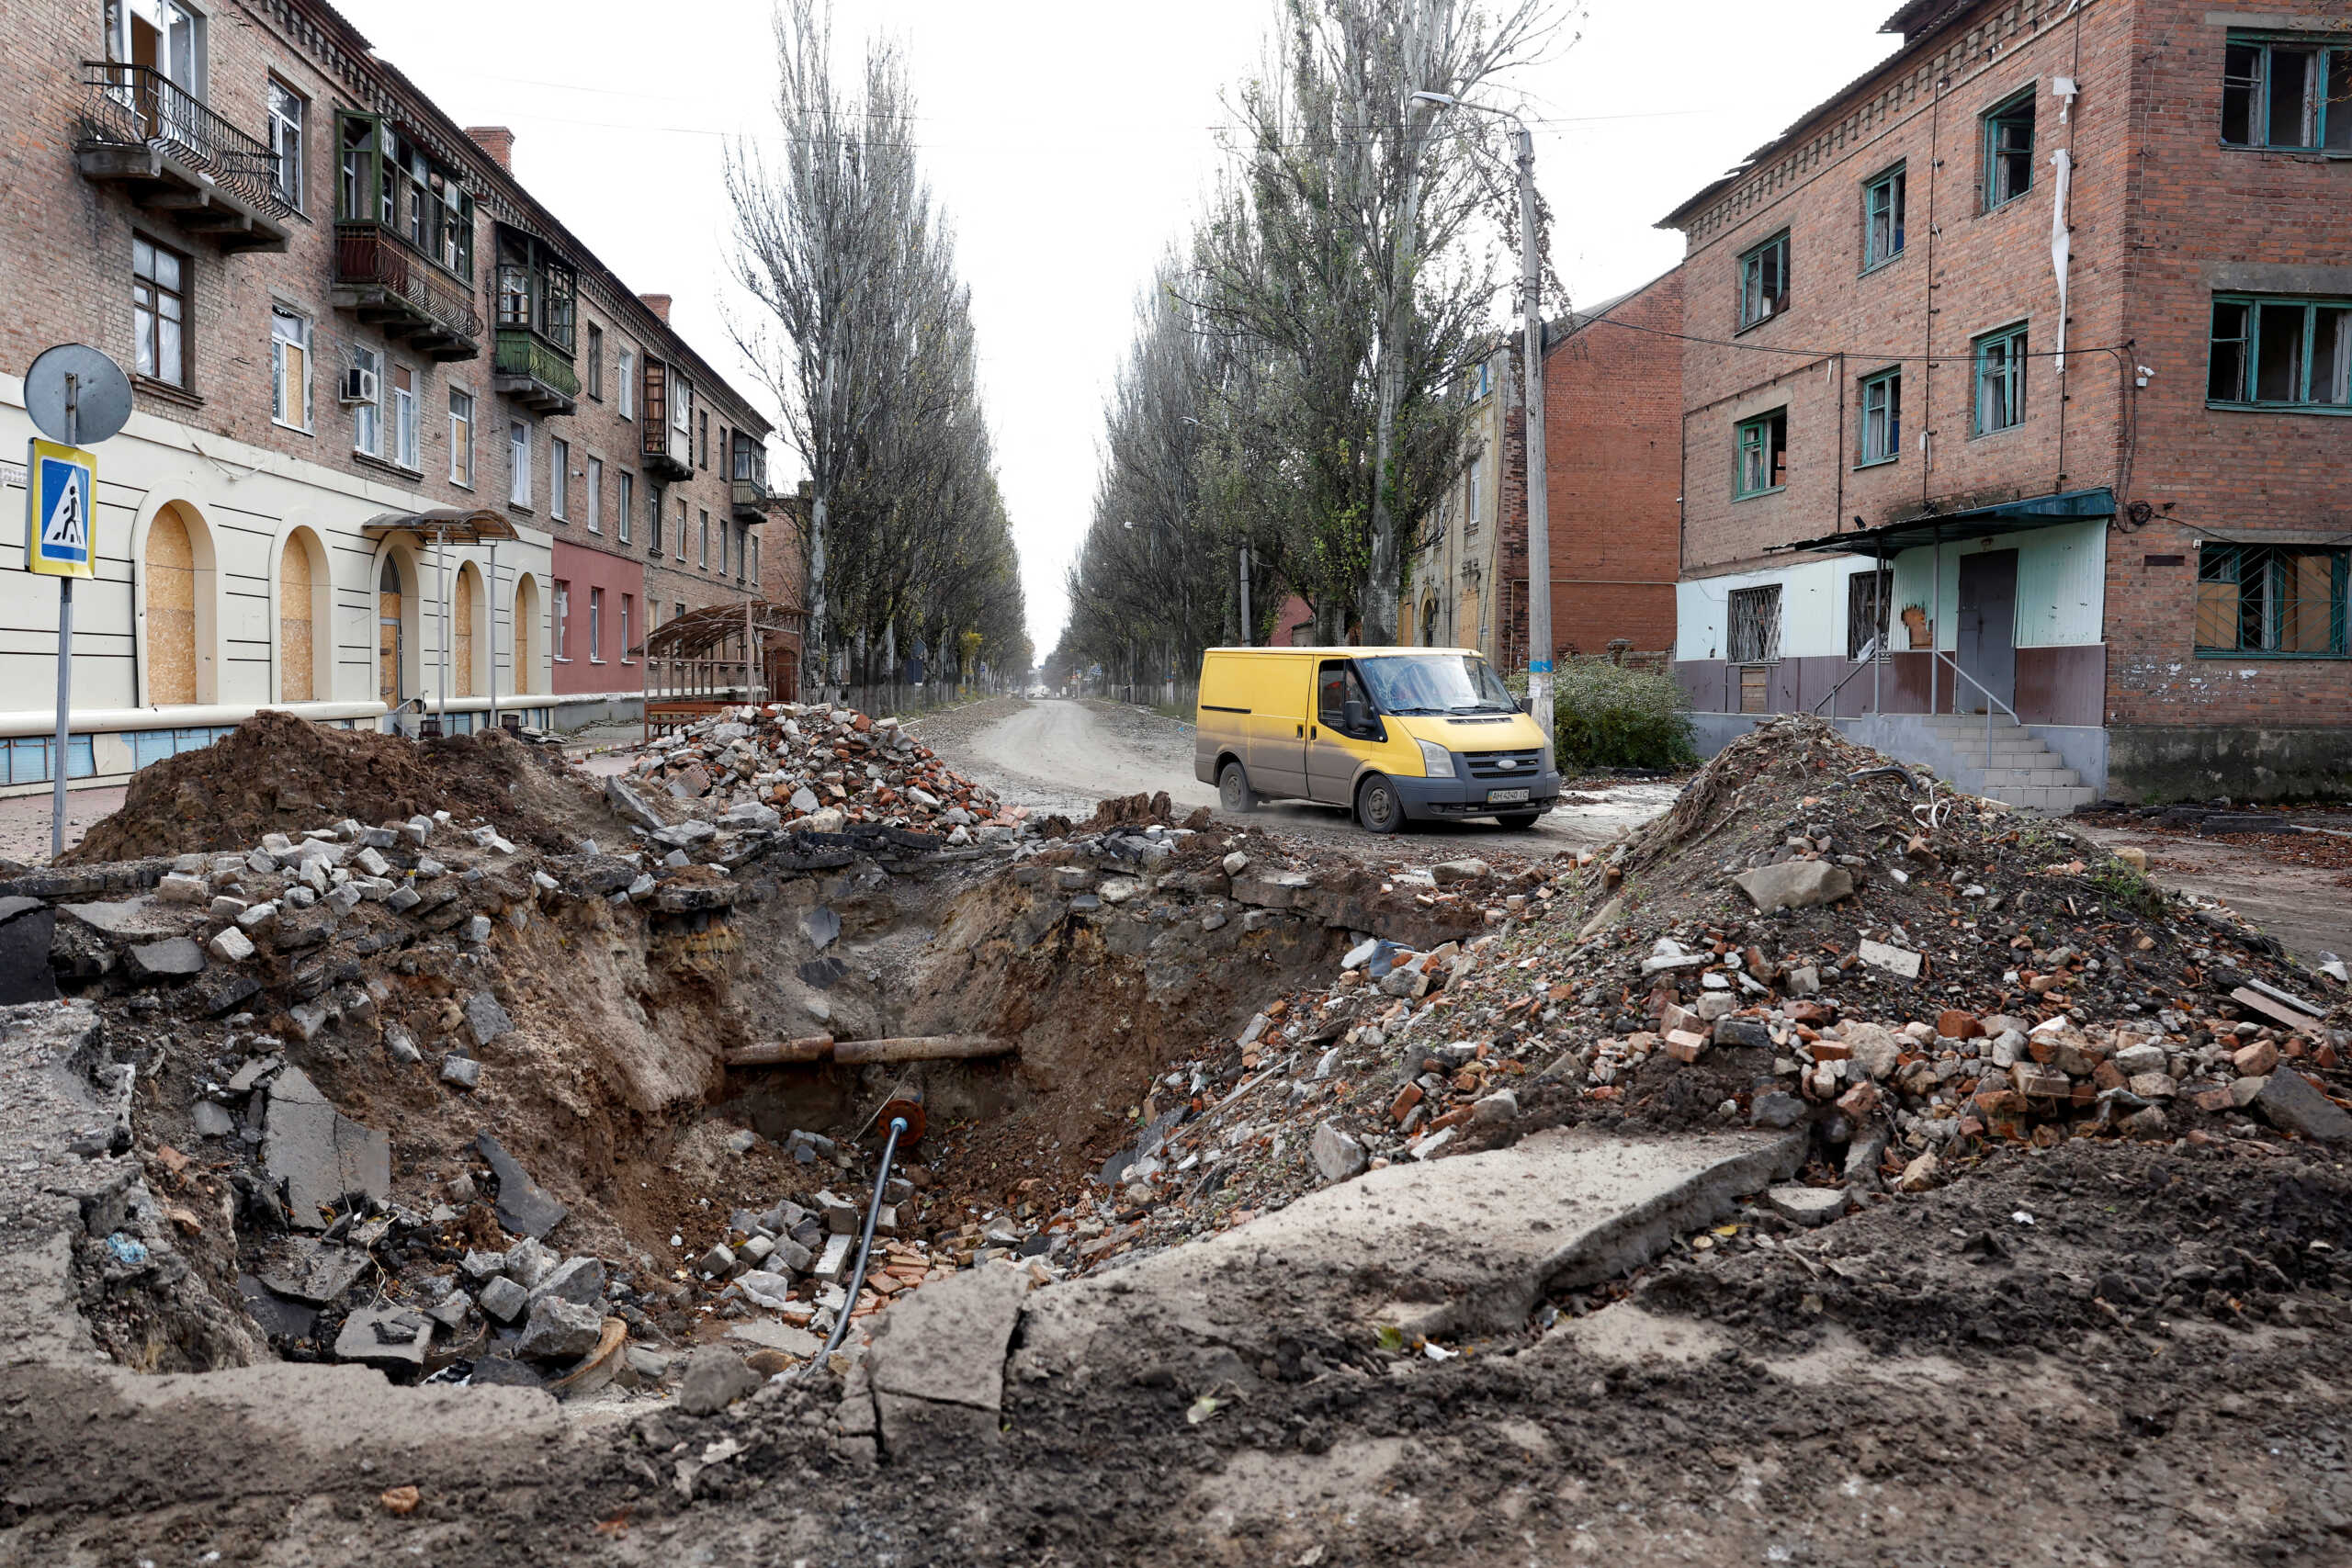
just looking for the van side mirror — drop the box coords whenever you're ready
[1519,695,1534,715]
[1342,695,1368,733]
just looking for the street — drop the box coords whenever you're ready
[924,695,1679,852]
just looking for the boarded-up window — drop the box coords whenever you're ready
[2197,544,2347,655]
[147,506,198,705]
[456,567,477,697]
[1727,584,1781,663]
[279,535,314,700]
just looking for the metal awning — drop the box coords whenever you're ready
[635,599,804,660]
[359,507,523,545]
[1767,486,2116,558]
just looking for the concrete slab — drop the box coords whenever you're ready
[474,1132,568,1238]
[261,1066,390,1229]
[1016,1128,1803,1388]
[864,1263,1035,1452]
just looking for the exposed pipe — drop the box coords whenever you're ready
[797,1113,910,1378]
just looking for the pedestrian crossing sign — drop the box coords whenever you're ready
[26,438,96,579]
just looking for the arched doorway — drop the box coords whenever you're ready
[379,557,405,706]
[277,527,330,701]
[143,502,211,705]
[513,574,540,695]
[454,562,480,698]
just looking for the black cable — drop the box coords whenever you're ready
[797,1113,909,1380]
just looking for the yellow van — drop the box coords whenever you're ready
[1193,647,1558,833]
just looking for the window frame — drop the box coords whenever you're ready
[447,386,475,487]
[508,421,531,509]
[549,436,570,522]
[1847,568,1893,660]
[552,578,570,662]
[1464,452,1483,534]
[270,305,311,432]
[1983,87,2038,210]
[1734,407,1789,499]
[585,321,605,400]
[616,346,636,420]
[351,342,383,457]
[1726,583,1783,664]
[617,470,634,544]
[588,585,604,662]
[585,455,603,535]
[267,78,306,212]
[2195,544,2349,659]
[131,233,189,389]
[1861,163,1906,272]
[1736,230,1791,331]
[1973,321,2030,435]
[2207,293,2352,412]
[1856,367,1903,467]
[2222,34,2352,152]
[699,509,710,570]
[620,593,634,664]
[390,363,418,469]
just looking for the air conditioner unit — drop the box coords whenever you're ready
[339,366,379,405]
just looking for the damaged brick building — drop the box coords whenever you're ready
[1661,0,2351,804]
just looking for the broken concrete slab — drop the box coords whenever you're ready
[800,906,841,952]
[0,897,59,1005]
[1310,1122,1367,1183]
[465,992,514,1046]
[1857,940,1923,979]
[1731,861,1854,913]
[865,1261,1035,1450]
[254,1235,369,1304]
[2251,1069,2352,1144]
[528,1256,606,1308]
[677,1346,763,1416]
[262,1066,390,1229]
[474,1132,568,1239]
[333,1306,433,1372]
[1764,1185,1848,1227]
[125,937,207,983]
[515,1296,603,1360]
[1017,1128,1804,1386]
[477,1275,529,1323]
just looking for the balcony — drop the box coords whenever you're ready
[332,222,481,361]
[74,62,291,253]
[492,328,578,415]
[730,474,767,523]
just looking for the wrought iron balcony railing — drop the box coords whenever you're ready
[493,327,581,412]
[334,221,481,356]
[75,62,288,227]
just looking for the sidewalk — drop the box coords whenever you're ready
[0,785,128,866]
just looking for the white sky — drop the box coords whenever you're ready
[337,0,1905,659]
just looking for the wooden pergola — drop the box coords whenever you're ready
[635,598,804,739]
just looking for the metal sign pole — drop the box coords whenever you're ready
[51,378,79,861]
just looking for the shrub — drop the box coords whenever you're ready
[1542,657,1697,773]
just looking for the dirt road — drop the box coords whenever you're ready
[929,696,1677,852]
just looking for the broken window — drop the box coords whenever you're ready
[1984,89,2036,208]
[1973,322,2028,434]
[1858,368,1902,465]
[1726,584,1782,664]
[1848,569,1892,660]
[1737,231,1789,329]
[1863,164,1905,269]
[1735,408,1787,497]
[2196,545,2348,656]
[2224,35,2352,151]
[2210,294,2352,407]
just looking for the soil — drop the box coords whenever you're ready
[61,710,608,863]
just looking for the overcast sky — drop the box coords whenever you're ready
[338,1,1904,659]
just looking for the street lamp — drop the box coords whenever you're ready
[1410,89,1555,747]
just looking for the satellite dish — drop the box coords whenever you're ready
[24,344,133,447]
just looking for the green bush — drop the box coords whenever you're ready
[1538,658,1698,773]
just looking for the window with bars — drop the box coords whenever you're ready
[1737,231,1790,329]
[2209,295,2352,409]
[1974,322,2028,434]
[2223,35,2352,152]
[1858,368,1902,464]
[2197,545,2347,657]
[1727,584,1782,663]
[1863,164,1905,269]
[1847,569,1893,660]
[1984,89,2036,208]
[1735,408,1787,497]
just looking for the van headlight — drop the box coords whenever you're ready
[1415,739,1454,779]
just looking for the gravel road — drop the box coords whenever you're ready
[927,696,1678,852]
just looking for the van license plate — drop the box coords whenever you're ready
[1487,787,1530,805]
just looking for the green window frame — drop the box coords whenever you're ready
[335,110,473,279]
[1973,322,2028,434]
[1862,164,1905,269]
[1983,88,2036,209]
[1857,368,1902,465]
[2208,294,2352,410]
[1737,231,1789,330]
[2196,545,2348,658]
[1734,408,1787,498]
[495,226,578,355]
[2222,34,2352,152]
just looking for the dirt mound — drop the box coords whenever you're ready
[62,710,602,863]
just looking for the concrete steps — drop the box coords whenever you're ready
[1916,714,2094,813]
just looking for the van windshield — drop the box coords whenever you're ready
[1355,653,1520,716]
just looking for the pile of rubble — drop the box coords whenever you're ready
[612,703,1019,844]
[1008,716,2350,1283]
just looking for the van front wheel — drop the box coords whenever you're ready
[1218,761,1257,813]
[1355,775,1405,835]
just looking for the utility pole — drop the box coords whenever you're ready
[1238,542,1252,646]
[1515,125,1554,745]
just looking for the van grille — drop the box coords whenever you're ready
[1463,748,1543,780]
